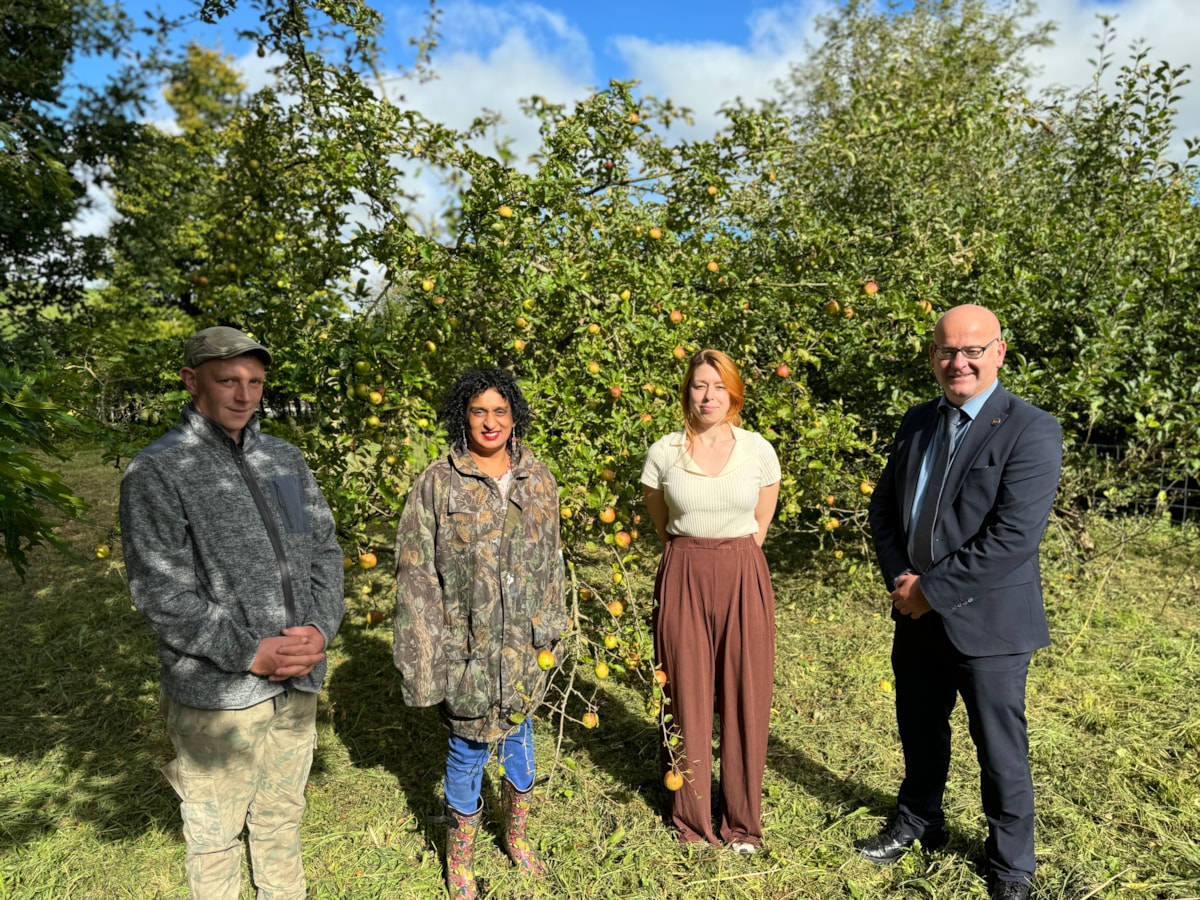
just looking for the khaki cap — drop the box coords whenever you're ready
[183,326,273,368]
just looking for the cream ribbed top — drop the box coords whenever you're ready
[640,426,781,539]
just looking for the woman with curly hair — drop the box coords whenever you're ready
[392,368,566,900]
[641,349,781,853]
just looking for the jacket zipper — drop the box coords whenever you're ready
[233,442,298,628]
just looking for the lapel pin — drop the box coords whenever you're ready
[991,418,1001,426]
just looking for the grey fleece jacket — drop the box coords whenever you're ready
[120,404,344,710]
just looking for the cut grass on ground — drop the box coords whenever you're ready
[1,452,1197,898]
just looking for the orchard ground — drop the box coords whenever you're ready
[1,452,1197,899]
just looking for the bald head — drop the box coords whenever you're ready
[933,304,1002,344]
[930,304,1007,406]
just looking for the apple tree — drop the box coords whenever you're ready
[766,0,1200,516]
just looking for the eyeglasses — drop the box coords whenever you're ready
[931,338,999,360]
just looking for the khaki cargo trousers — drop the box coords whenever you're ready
[161,689,318,900]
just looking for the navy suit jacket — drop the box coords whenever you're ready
[868,384,1062,657]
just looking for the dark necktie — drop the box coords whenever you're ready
[910,405,961,572]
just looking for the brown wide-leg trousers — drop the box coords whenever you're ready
[653,535,776,846]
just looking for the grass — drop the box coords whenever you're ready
[1,452,1198,898]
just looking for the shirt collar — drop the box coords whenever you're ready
[941,380,999,422]
[673,425,750,476]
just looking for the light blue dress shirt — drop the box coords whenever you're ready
[910,380,999,525]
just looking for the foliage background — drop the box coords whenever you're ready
[6,0,1198,573]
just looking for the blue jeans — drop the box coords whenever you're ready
[444,718,534,814]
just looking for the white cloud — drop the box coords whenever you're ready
[425,0,592,64]
[235,47,287,94]
[71,179,120,239]
[396,29,589,145]
[610,1,831,139]
[1028,0,1200,151]
[376,2,598,226]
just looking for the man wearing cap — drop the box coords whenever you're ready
[120,326,344,899]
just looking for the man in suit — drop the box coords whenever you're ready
[858,304,1062,900]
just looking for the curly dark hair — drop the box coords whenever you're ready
[440,368,532,453]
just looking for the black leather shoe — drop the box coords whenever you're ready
[990,881,1030,900]
[854,821,946,864]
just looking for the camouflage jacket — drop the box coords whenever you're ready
[393,445,567,742]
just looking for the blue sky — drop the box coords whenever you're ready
[70,0,1199,230]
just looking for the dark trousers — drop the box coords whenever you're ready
[653,536,775,846]
[892,614,1036,882]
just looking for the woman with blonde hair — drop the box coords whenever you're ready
[641,349,781,853]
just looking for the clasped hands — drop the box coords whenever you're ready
[251,625,326,681]
[891,572,933,619]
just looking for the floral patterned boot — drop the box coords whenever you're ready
[444,804,482,900]
[501,780,546,876]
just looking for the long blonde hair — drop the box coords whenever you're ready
[680,349,744,438]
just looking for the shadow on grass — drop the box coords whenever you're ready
[544,673,914,852]
[550,680,669,812]
[0,554,179,850]
[765,709,978,864]
[323,624,447,843]
[324,622,577,882]
[538,622,989,865]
